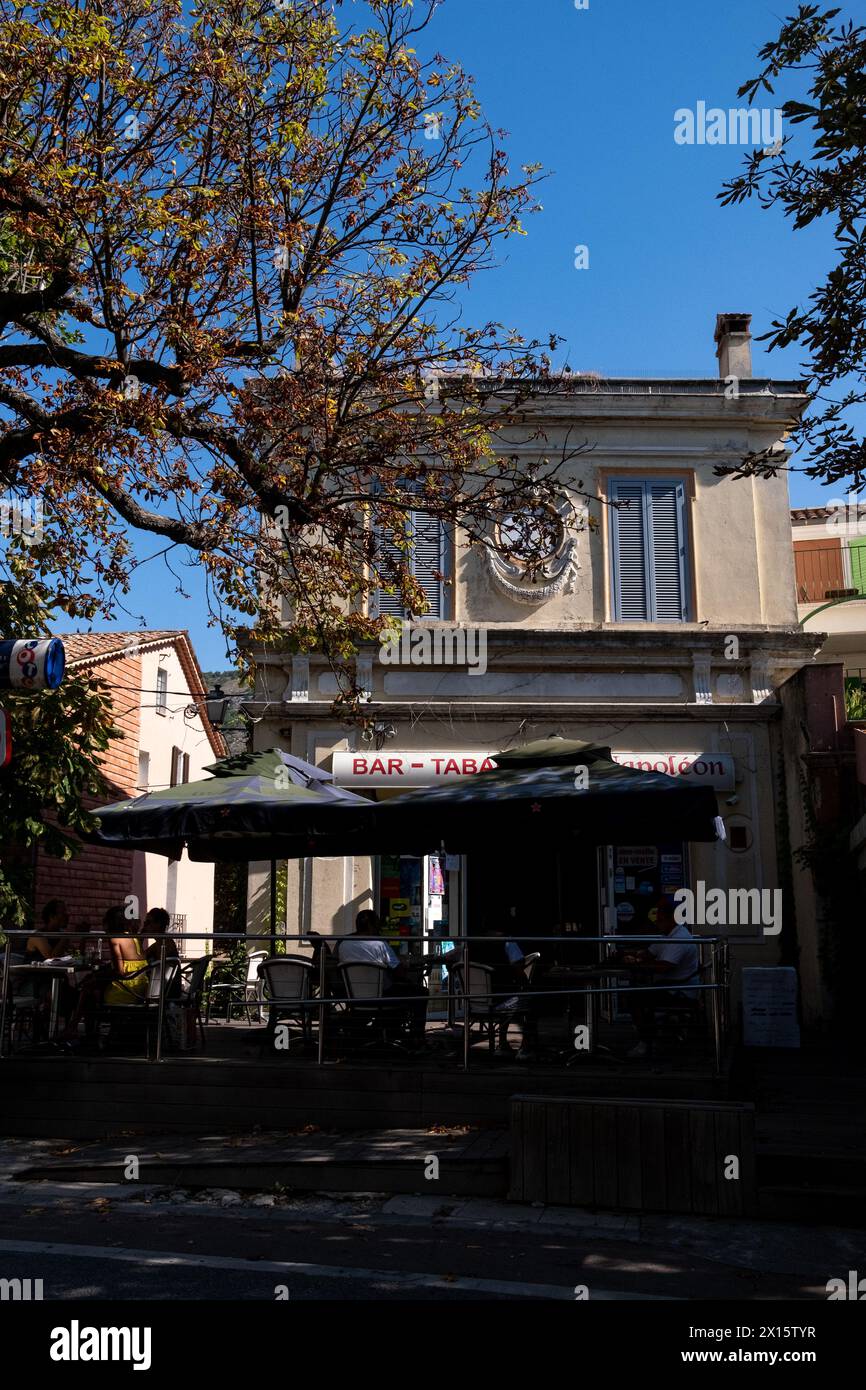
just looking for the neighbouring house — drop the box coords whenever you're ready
[239,312,831,1027]
[792,503,866,684]
[33,630,225,955]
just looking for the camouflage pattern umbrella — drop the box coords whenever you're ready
[92,747,376,862]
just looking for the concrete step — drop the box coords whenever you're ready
[11,1154,509,1197]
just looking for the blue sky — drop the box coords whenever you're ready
[64,0,850,669]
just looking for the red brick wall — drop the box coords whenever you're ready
[34,653,143,930]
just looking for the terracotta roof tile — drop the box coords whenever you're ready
[54,630,226,758]
[58,630,181,665]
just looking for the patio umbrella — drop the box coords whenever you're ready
[91,748,378,950]
[92,748,376,861]
[373,736,722,851]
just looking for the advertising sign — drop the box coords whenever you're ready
[0,638,65,691]
[333,748,735,790]
[742,967,801,1048]
[333,751,496,787]
[611,751,735,790]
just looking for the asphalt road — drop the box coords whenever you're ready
[0,1191,834,1302]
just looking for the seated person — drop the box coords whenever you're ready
[468,921,535,1058]
[337,909,428,1045]
[302,931,344,999]
[25,898,70,960]
[102,906,150,1005]
[618,895,700,1059]
[142,908,182,999]
[22,899,73,1034]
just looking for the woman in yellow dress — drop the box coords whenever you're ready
[102,906,150,1005]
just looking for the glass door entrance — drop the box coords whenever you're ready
[377,852,453,1006]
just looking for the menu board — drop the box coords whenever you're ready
[742,967,801,1048]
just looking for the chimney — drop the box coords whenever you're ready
[714,312,752,379]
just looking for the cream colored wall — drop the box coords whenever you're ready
[138,646,216,958]
[454,420,797,629]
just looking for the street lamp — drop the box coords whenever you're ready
[186,684,230,726]
[204,684,229,727]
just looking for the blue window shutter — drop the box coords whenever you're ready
[410,510,445,618]
[610,478,688,621]
[373,510,446,619]
[373,519,410,618]
[648,482,687,620]
[611,482,650,620]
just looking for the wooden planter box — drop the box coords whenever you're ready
[510,1094,756,1216]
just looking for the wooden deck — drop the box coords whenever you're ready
[0,1020,729,1138]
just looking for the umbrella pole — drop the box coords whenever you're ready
[269,858,277,956]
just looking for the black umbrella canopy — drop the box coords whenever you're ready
[92,747,378,861]
[374,738,721,852]
[493,737,614,767]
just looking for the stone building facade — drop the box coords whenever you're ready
[241,315,826,1022]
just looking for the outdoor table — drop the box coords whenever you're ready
[529,962,640,1055]
[8,961,95,1044]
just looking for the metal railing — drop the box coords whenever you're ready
[0,931,730,1074]
[795,542,866,604]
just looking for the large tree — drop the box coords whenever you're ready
[719,4,865,491]
[0,558,118,926]
[0,0,581,688]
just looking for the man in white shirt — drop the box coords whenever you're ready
[337,910,428,1044]
[338,910,401,971]
[619,897,701,1059]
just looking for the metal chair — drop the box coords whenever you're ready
[96,958,182,1056]
[205,948,268,1024]
[1,954,39,1051]
[259,956,316,1053]
[179,954,211,1049]
[337,961,410,1050]
[453,952,541,1053]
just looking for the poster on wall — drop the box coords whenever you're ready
[428,856,445,895]
[742,967,801,1048]
[617,847,658,870]
[660,852,686,893]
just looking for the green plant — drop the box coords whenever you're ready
[844,677,866,721]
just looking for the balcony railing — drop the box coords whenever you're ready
[795,542,866,605]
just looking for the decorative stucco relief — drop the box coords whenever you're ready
[484,493,583,605]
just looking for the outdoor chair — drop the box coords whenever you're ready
[1,953,40,1051]
[337,961,412,1051]
[450,961,504,1052]
[178,954,211,1049]
[653,978,709,1055]
[205,948,268,1025]
[96,957,182,1056]
[452,952,541,1054]
[259,955,316,1054]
